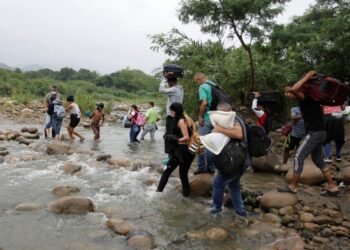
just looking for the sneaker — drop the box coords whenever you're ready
[335,157,342,162]
[210,208,222,215]
[324,158,332,164]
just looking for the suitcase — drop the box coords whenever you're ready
[301,74,350,106]
[163,64,184,78]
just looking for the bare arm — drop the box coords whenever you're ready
[198,99,207,126]
[178,119,190,143]
[65,103,73,112]
[159,80,178,94]
[287,70,316,100]
[212,122,243,140]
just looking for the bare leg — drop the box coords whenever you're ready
[72,129,85,141]
[67,126,75,140]
[323,169,339,191]
[46,128,52,139]
[283,150,290,164]
[288,173,299,191]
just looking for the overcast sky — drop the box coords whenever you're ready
[0,0,315,74]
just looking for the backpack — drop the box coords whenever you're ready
[122,114,132,128]
[47,95,57,115]
[205,81,232,111]
[54,104,66,119]
[134,112,146,126]
[245,122,272,157]
[212,116,249,175]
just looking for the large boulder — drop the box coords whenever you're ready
[46,141,71,155]
[266,235,304,250]
[21,108,34,116]
[342,167,350,185]
[285,158,325,185]
[176,173,213,197]
[107,156,132,167]
[252,152,281,173]
[260,190,297,210]
[106,218,133,235]
[63,161,82,175]
[52,186,80,196]
[48,196,94,214]
[27,127,38,134]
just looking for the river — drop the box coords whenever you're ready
[0,122,291,250]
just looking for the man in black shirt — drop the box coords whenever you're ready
[278,71,340,196]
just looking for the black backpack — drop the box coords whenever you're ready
[205,81,232,110]
[47,94,57,115]
[212,116,250,176]
[245,123,272,157]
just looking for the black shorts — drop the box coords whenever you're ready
[284,134,303,151]
[69,114,80,128]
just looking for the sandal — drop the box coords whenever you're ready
[277,185,297,194]
[320,189,340,197]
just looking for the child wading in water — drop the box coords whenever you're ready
[66,95,85,141]
[90,103,105,140]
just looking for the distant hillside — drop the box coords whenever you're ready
[16,64,44,72]
[0,63,14,71]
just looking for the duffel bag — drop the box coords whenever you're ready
[301,74,350,106]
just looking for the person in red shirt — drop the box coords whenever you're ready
[251,92,267,127]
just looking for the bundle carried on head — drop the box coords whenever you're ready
[163,64,184,78]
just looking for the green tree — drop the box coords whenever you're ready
[178,0,290,90]
[55,67,76,81]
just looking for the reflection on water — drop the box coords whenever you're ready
[0,122,282,250]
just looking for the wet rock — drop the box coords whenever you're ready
[7,133,17,140]
[88,230,109,241]
[107,156,131,167]
[52,186,80,196]
[281,215,296,225]
[21,127,29,133]
[285,159,325,185]
[263,213,281,225]
[176,173,213,197]
[186,230,206,240]
[320,228,333,237]
[60,134,71,141]
[106,218,133,235]
[313,236,330,244]
[304,223,320,232]
[48,196,95,214]
[320,209,342,219]
[20,132,39,139]
[266,235,304,250]
[27,127,38,134]
[0,156,4,164]
[205,227,229,241]
[299,213,314,223]
[312,215,334,225]
[16,137,34,145]
[96,154,111,161]
[271,228,287,237]
[15,202,42,211]
[260,190,297,210]
[279,206,294,216]
[331,226,349,237]
[251,152,281,173]
[342,221,350,230]
[0,135,5,140]
[342,167,350,184]
[63,161,82,175]
[130,159,149,171]
[274,162,293,174]
[127,235,155,250]
[0,147,9,156]
[82,122,90,128]
[294,222,304,230]
[46,141,71,155]
[142,178,157,186]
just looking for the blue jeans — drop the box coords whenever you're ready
[197,120,215,172]
[324,142,343,158]
[212,172,246,217]
[51,116,63,137]
[130,124,141,143]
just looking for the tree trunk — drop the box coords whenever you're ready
[247,47,255,91]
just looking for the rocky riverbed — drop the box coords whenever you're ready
[0,99,350,250]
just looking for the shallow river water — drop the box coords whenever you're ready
[0,122,285,250]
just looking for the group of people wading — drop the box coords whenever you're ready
[155,70,343,220]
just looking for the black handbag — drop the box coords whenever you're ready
[213,139,247,175]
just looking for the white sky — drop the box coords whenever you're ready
[0,0,315,74]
